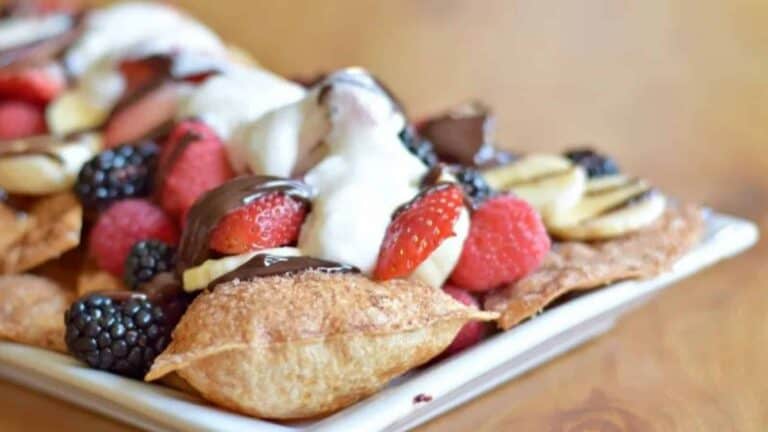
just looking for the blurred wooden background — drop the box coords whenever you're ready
[2,0,768,430]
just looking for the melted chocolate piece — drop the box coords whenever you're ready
[419,102,515,168]
[208,254,358,288]
[177,176,314,273]
[0,135,66,163]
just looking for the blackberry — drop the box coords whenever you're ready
[564,148,619,178]
[399,126,438,167]
[451,165,493,202]
[75,142,158,209]
[65,293,172,378]
[124,240,175,290]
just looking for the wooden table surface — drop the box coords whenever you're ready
[2,0,767,430]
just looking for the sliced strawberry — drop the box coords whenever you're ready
[0,100,47,140]
[374,184,465,281]
[208,192,309,254]
[449,195,550,292]
[103,82,181,148]
[118,56,172,96]
[158,120,234,222]
[0,64,65,104]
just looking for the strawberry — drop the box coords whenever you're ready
[158,120,234,222]
[0,100,46,140]
[0,64,65,104]
[374,184,465,281]
[449,195,550,292]
[208,192,309,254]
[103,83,180,148]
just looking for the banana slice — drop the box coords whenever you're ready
[549,191,666,240]
[183,247,301,292]
[547,177,651,228]
[482,154,586,221]
[482,154,571,188]
[0,133,102,195]
[46,90,109,137]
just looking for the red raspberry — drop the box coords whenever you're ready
[157,120,234,222]
[0,100,46,140]
[0,64,65,104]
[104,83,180,148]
[89,199,179,276]
[374,184,465,281]
[449,195,550,292]
[208,192,308,254]
[440,286,489,356]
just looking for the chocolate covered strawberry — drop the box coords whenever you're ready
[208,192,309,254]
[374,184,465,281]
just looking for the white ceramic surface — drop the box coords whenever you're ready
[0,211,758,432]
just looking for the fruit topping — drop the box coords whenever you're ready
[103,82,181,149]
[418,102,515,168]
[124,240,175,290]
[89,199,179,276]
[399,125,438,167]
[449,165,493,203]
[374,184,466,281]
[0,100,46,140]
[208,191,309,255]
[564,147,619,178]
[0,63,65,104]
[439,286,489,356]
[449,194,550,291]
[75,141,158,210]
[0,133,101,195]
[65,293,173,378]
[45,89,110,137]
[182,247,300,292]
[157,120,234,222]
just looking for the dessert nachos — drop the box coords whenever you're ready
[0,0,704,420]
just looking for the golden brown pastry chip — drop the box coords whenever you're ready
[146,271,497,419]
[76,259,127,296]
[0,203,29,253]
[1,193,82,274]
[485,205,705,330]
[0,274,73,352]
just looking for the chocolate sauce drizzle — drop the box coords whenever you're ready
[208,254,358,288]
[177,175,315,274]
[0,135,67,163]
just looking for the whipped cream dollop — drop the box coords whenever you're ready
[0,13,73,51]
[64,2,224,77]
[179,66,305,141]
[229,69,468,280]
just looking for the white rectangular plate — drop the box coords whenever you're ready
[0,211,758,432]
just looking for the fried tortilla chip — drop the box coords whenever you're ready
[0,275,73,352]
[485,205,705,330]
[1,193,82,274]
[146,271,497,419]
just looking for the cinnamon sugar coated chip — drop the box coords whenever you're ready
[1,193,82,274]
[76,260,127,296]
[146,271,497,419]
[485,205,705,330]
[0,275,74,352]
